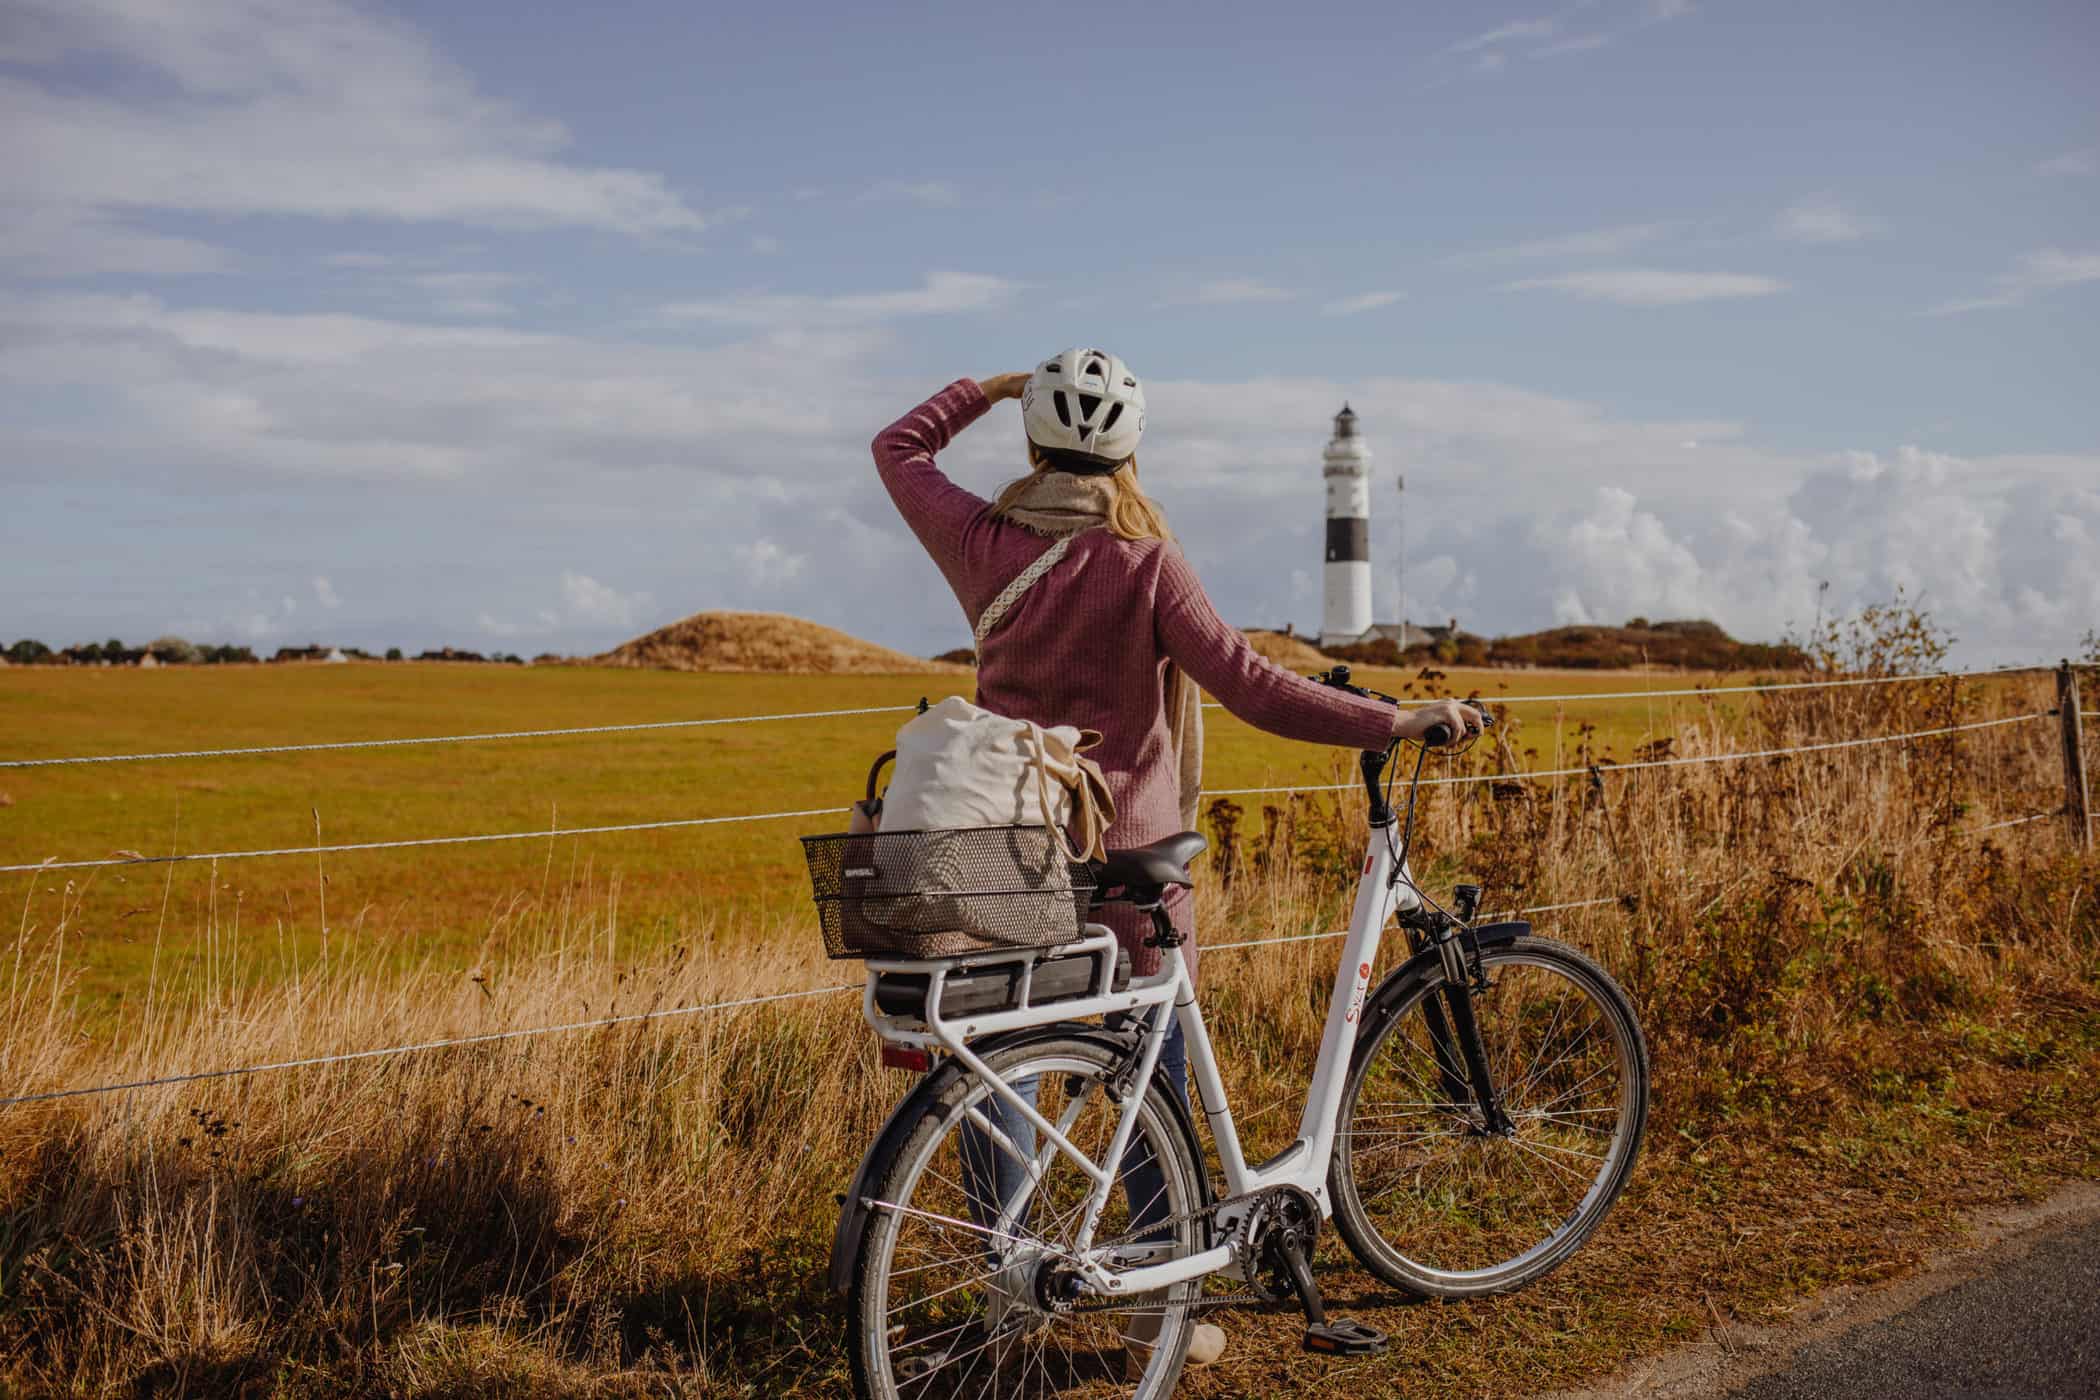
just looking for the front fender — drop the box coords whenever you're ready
[827,1022,1213,1295]
[1355,920,1531,1052]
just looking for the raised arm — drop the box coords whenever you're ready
[871,378,1001,570]
[1153,544,1398,750]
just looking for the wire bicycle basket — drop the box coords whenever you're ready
[800,826,1096,960]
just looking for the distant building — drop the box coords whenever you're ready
[1316,404,1457,652]
[1320,404,1373,649]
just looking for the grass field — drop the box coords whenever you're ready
[0,651,2090,1397]
[1,659,1801,1007]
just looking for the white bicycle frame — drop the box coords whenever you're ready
[860,827,1423,1301]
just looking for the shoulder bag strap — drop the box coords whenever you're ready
[973,532,1081,650]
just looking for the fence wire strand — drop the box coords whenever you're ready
[1,664,2049,771]
[0,892,1636,1108]
[0,703,923,770]
[1205,711,2050,801]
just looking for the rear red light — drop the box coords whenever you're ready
[881,1044,932,1073]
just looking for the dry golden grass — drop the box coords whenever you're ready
[0,668,2094,1397]
[596,612,968,675]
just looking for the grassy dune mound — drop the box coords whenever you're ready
[1244,629,1331,671]
[596,611,968,675]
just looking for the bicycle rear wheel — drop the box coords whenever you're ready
[847,1032,1208,1399]
[1329,935,1649,1298]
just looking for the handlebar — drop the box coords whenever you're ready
[1311,664,1493,825]
[1311,664,1495,749]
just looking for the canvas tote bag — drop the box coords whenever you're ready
[845,533,1116,953]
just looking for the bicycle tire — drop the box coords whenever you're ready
[1329,934,1649,1298]
[847,1031,1208,1399]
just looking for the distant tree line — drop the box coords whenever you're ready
[4,638,538,666]
[1323,618,1808,671]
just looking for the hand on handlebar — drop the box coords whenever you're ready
[1394,699,1487,749]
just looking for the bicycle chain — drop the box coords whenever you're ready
[1055,1184,1299,1317]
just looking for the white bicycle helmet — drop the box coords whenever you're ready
[1020,347,1145,472]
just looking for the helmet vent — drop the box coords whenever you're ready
[1052,390,1071,428]
[1045,362,1061,373]
[1084,359,1106,379]
[1101,403,1124,433]
[1078,393,1101,420]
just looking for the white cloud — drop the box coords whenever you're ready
[1534,35,1610,56]
[749,234,782,255]
[2035,149,2095,177]
[0,205,233,279]
[485,571,652,638]
[659,271,1016,328]
[1323,290,1406,316]
[312,575,341,609]
[1505,268,1787,305]
[1647,0,1694,20]
[735,538,807,590]
[1928,248,2100,314]
[7,289,2091,664]
[865,180,961,208]
[1470,222,1678,261]
[559,570,650,629]
[1180,279,1293,306]
[1774,197,1880,244]
[0,0,705,245]
[1529,450,2100,655]
[1447,18,1557,54]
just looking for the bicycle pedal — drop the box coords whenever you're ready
[1303,1318,1387,1356]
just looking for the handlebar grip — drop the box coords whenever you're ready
[1419,706,1494,749]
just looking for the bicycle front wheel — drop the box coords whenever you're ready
[1329,934,1649,1298]
[847,1032,1208,1399]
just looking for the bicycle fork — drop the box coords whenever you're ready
[1419,897,1514,1137]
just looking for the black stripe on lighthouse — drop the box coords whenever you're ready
[1325,517,1368,563]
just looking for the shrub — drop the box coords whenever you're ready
[145,636,203,665]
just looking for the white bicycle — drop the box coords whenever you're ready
[820,669,1650,1397]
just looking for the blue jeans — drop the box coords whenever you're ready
[958,1018,1189,1257]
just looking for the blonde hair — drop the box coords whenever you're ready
[993,444,1172,542]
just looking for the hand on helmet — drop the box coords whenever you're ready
[1394,699,1484,747]
[976,372,1030,403]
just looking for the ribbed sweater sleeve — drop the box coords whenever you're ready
[871,379,993,572]
[1154,543,1398,751]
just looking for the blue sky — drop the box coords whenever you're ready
[3,0,2096,663]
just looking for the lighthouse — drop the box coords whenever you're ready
[1319,403,1373,649]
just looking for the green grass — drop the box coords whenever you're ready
[0,659,1794,1006]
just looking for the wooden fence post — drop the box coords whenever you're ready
[2058,662,2092,854]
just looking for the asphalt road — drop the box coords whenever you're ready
[1727,1213,2100,1400]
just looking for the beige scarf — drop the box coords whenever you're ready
[995,471,1205,831]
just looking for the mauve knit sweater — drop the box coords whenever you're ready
[875,379,1397,976]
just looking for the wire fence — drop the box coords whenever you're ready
[0,662,2076,1108]
[2,712,2053,875]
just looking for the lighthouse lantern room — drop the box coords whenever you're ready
[1319,402,1373,649]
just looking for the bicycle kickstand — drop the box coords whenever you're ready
[1274,1228,1388,1358]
